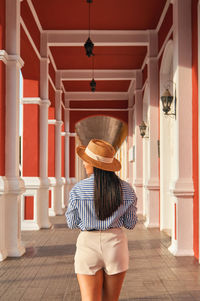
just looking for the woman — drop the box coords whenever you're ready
[66,139,137,301]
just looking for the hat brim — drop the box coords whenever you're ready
[76,145,121,172]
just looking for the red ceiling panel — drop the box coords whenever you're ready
[63,80,130,92]
[50,46,147,70]
[21,0,40,52]
[158,4,173,52]
[32,0,166,30]
[70,100,128,109]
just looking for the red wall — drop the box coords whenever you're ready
[20,26,40,97]
[192,0,199,260]
[23,104,39,177]
[24,196,34,220]
[21,0,40,52]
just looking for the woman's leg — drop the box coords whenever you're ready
[77,269,104,301]
[102,271,126,301]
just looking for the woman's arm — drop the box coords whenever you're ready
[65,191,81,229]
[123,194,138,230]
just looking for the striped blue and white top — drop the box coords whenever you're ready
[65,174,137,231]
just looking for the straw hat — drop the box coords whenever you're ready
[76,139,121,172]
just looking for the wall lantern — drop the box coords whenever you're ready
[84,0,94,57]
[161,83,176,118]
[139,121,148,138]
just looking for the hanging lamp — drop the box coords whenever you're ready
[90,55,96,92]
[84,0,94,57]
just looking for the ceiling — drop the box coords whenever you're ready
[30,0,168,97]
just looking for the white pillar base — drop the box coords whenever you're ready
[168,238,194,256]
[49,177,64,216]
[37,178,52,229]
[0,248,7,261]
[22,177,41,230]
[7,244,25,258]
[168,180,194,256]
[144,180,160,228]
[4,177,26,258]
[22,177,52,230]
[61,177,66,209]
[0,177,7,261]
[134,179,143,215]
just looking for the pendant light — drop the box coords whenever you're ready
[84,0,94,57]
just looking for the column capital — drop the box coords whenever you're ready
[40,57,50,64]
[21,97,41,105]
[4,177,25,194]
[55,89,63,94]
[48,119,63,126]
[170,179,194,198]
[40,99,51,107]
[0,177,8,195]
[134,88,143,95]
[0,51,24,68]
[66,131,76,137]
[146,56,158,64]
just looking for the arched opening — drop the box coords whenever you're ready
[74,115,128,182]
[159,40,174,235]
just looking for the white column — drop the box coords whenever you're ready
[134,71,143,214]
[127,83,134,185]
[0,178,7,261]
[4,0,25,257]
[38,34,51,228]
[145,31,160,228]
[38,98,51,228]
[128,109,134,184]
[169,0,194,256]
[64,98,77,204]
[52,89,64,215]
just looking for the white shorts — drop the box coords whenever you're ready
[74,228,129,275]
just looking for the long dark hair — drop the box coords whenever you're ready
[93,167,123,220]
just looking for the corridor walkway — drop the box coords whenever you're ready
[0,215,200,301]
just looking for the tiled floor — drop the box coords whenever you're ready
[0,215,200,300]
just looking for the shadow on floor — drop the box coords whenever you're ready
[25,244,76,257]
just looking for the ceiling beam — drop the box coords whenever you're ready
[46,30,149,46]
[60,69,137,80]
[65,92,128,101]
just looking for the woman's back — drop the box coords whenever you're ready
[66,173,137,231]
